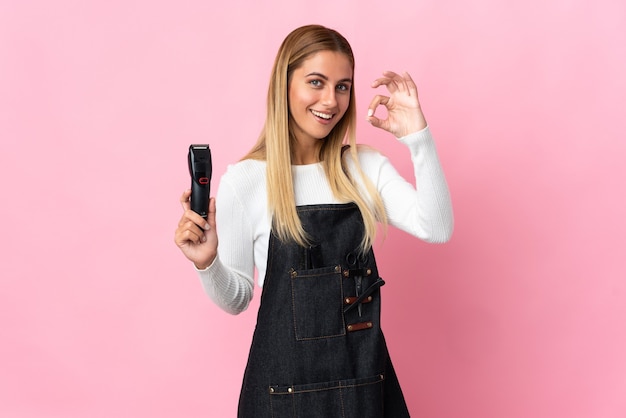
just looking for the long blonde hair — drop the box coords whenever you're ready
[242,24,387,251]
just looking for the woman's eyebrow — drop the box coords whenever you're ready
[305,72,353,84]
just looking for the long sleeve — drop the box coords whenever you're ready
[196,254,254,315]
[358,126,454,243]
[194,160,267,315]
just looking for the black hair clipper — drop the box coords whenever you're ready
[188,144,212,218]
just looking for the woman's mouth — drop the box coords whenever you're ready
[311,109,334,120]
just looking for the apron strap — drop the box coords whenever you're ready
[343,278,385,314]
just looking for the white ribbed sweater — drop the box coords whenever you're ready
[197,127,453,314]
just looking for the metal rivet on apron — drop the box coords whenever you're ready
[347,325,353,331]
[367,322,373,328]
[290,269,297,279]
[366,268,372,276]
[367,296,372,302]
[380,374,384,380]
[288,387,293,393]
[335,265,341,273]
[269,387,275,393]
[345,297,351,305]
[343,270,349,277]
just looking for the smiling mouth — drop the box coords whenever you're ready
[311,109,334,120]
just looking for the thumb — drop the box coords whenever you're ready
[207,197,217,226]
[367,110,388,131]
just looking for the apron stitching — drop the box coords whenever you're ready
[339,381,345,418]
[290,267,347,341]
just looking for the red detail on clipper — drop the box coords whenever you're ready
[199,177,209,185]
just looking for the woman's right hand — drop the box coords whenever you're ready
[174,189,218,270]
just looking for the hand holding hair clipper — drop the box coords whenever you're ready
[174,144,217,270]
[188,144,212,218]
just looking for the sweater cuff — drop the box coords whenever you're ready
[396,125,430,143]
[193,254,219,272]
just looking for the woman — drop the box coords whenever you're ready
[175,24,453,417]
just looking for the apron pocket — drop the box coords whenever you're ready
[290,265,345,340]
[269,373,385,418]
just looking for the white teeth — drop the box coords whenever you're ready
[311,110,332,120]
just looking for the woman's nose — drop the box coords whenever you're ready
[321,87,337,107]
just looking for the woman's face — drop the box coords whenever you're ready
[288,50,352,144]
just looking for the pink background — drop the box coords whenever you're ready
[1,0,625,417]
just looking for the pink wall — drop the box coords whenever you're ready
[1,0,625,417]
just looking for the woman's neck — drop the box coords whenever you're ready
[291,140,322,165]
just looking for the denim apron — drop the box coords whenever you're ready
[238,203,410,417]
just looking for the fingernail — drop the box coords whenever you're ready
[204,223,210,230]
[367,109,373,117]
[202,236,207,242]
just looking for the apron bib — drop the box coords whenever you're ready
[238,203,410,417]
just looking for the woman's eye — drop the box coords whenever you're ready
[309,79,322,87]
[337,83,350,92]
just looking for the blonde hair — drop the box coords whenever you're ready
[242,24,387,251]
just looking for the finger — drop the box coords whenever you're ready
[366,94,390,117]
[401,71,418,97]
[366,95,390,131]
[371,76,398,93]
[367,113,385,130]
[374,71,409,94]
[179,218,205,236]
[178,206,211,231]
[175,222,206,246]
[391,70,415,94]
[382,71,405,90]
[180,189,192,211]
[184,209,211,231]
[207,197,217,228]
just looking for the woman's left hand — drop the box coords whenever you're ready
[367,71,427,138]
